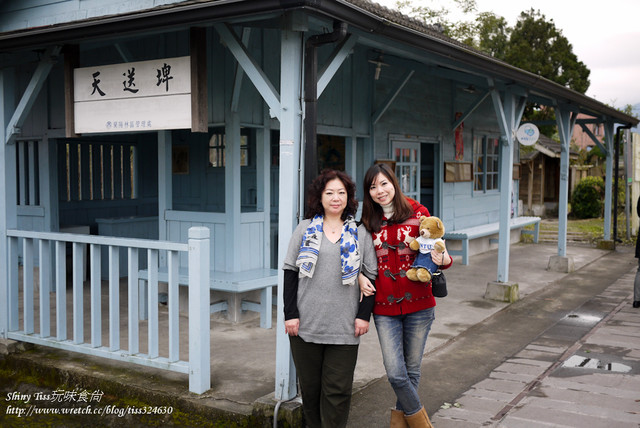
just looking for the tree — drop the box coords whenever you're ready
[396,3,591,95]
[395,0,479,42]
[475,12,510,58]
[503,9,590,94]
[395,2,592,137]
[473,9,591,135]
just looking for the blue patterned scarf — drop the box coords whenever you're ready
[296,214,360,286]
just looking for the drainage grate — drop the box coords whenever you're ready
[562,355,631,373]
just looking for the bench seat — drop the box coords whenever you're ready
[138,267,277,328]
[443,216,541,265]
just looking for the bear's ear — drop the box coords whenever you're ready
[420,215,428,222]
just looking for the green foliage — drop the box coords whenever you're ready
[616,180,626,212]
[395,0,479,42]
[524,106,556,138]
[571,176,604,219]
[504,9,590,94]
[588,144,606,160]
[621,104,639,119]
[475,12,510,58]
[398,3,591,96]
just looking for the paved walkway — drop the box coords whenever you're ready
[1,241,638,427]
[431,269,640,428]
[347,243,639,427]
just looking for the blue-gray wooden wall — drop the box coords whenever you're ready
[4,0,519,249]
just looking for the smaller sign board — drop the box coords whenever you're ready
[516,123,540,146]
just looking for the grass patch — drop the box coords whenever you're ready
[532,214,636,245]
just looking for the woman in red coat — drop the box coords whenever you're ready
[359,163,452,428]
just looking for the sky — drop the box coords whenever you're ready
[373,0,640,109]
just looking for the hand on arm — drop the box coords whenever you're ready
[358,272,376,297]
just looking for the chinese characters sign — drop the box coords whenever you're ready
[73,56,191,134]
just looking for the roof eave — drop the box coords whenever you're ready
[1,0,636,127]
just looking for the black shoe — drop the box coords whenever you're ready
[634,301,640,308]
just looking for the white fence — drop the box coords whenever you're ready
[4,227,211,394]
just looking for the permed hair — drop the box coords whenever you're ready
[305,169,358,221]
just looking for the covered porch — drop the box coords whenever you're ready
[1,0,638,404]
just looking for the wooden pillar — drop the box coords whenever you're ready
[158,130,172,267]
[490,87,517,283]
[0,69,18,338]
[554,108,576,257]
[603,121,615,241]
[275,20,304,401]
[225,112,242,272]
[548,107,577,273]
[188,227,211,394]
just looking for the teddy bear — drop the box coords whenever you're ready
[406,216,446,283]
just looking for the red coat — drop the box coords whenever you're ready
[372,199,450,316]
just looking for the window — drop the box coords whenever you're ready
[16,140,40,206]
[208,129,249,167]
[60,141,137,202]
[593,123,602,136]
[317,135,345,172]
[473,136,499,192]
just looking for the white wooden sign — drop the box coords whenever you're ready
[74,56,191,134]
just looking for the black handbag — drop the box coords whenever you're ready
[430,270,447,298]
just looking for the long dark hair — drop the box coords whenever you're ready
[305,169,358,221]
[361,163,413,233]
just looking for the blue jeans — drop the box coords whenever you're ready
[373,307,435,416]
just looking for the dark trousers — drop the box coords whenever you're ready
[289,336,359,428]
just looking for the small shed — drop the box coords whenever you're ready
[519,134,579,217]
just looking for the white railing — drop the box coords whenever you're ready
[4,227,211,394]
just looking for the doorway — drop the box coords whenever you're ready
[391,137,439,215]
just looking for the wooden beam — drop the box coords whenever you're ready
[231,28,251,113]
[372,69,414,125]
[214,23,280,120]
[64,45,79,138]
[6,45,62,144]
[317,34,357,98]
[451,91,489,130]
[579,123,607,154]
[190,27,208,133]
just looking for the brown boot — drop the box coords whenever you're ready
[404,407,434,428]
[390,408,408,428]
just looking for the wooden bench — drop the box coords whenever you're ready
[138,267,277,329]
[443,216,541,265]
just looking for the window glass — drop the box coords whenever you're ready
[208,132,248,167]
[473,136,484,191]
[474,136,500,192]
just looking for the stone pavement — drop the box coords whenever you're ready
[347,243,640,428]
[1,241,639,427]
[431,268,640,428]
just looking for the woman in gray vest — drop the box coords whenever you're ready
[283,169,377,428]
